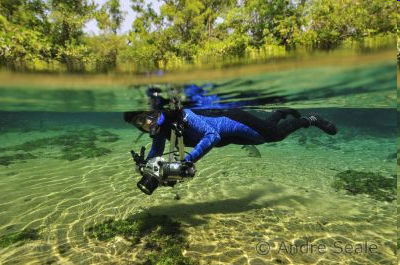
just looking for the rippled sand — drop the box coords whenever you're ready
[0,119,396,265]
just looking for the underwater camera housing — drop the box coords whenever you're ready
[137,157,196,195]
[131,149,196,195]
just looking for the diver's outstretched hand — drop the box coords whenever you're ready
[180,160,196,177]
[130,147,147,171]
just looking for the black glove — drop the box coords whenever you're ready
[131,147,147,172]
[180,160,196,177]
[136,159,147,173]
[181,160,193,168]
[165,180,177,187]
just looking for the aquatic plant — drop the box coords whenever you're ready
[0,228,40,248]
[0,153,36,166]
[332,170,396,202]
[241,145,261,158]
[88,214,197,265]
[0,129,118,164]
[143,245,197,265]
[88,214,181,243]
[12,138,49,152]
[88,219,140,242]
[97,130,120,143]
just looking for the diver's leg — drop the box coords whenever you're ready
[276,108,301,119]
[266,108,301,125]
[269,118,309,141]
[269,114,337,141]
[303,113,337,135]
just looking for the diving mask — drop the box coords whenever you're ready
[131,111,165,137]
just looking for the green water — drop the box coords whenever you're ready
[0,53,397,265]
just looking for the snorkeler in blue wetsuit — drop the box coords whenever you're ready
[124,108,337,163]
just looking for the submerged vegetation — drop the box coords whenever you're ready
[0,228,40,248]
[0,153,36,166]
[332,170,396,202]
[88,214,197,265]
[0,129,119,165]
[0,0,396,72]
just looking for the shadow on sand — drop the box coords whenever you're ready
[136,186,312,226]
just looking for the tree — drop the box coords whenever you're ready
[0,0,51,69]
[0,0,396,72]
[49,0,95,46]
[96,0,124,34]
[48,0,96,70]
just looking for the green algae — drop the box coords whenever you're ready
[88,214,183,243]
[332,170,396,202]
[144,245,197,265]
[0,228,40,248]
[0,129,119,164]
[241,145,261,158]
[87,214,197,265]
[97,130,120,143]
[0,153,36,166]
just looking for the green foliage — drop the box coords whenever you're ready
[87,214,198,265]
[308,0,397,49]
[0,228,40,248]
[332,170,396,202]
[95,0,123,34]
[84,34,126,72]
[308,0,366,48]
[0,0,396,72]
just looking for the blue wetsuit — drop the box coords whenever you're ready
[184,84,221,109]
[147,108,308,162]
[148,83,263,111]
[184,83,272,110]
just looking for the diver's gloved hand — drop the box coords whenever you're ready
[136,159,148,173]
[130,148,147,172]
[180,160,196,177]
[165,180,177,187]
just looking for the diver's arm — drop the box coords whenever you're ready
[183,109,221,162]
[147,135,166,159]
[185,131,221,162]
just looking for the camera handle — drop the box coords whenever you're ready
[168,95,186,163]
[169,122,185,162]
